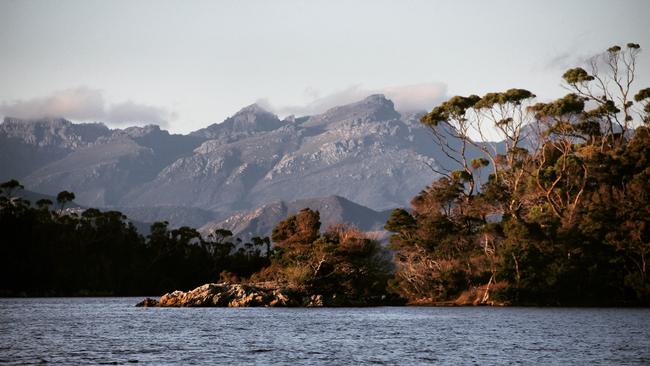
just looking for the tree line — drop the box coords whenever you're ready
[0,180,270,296]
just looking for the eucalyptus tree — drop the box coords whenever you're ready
[56,191,75,213]
[562,43,642,139]
[420,89,536,217]
[0,179,23,198]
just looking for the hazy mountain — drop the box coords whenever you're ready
[13,122,205,207]
[0,117,111,181]
[10,188,84,210]
[113,205,220,229]
[199,195,391,241]
[1,94,480,229]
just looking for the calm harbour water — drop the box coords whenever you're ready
[0,298,649,365]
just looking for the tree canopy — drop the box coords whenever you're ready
[386,43,650,305]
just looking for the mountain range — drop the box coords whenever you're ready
[1,94,475,235]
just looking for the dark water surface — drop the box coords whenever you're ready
[1,298,649,365]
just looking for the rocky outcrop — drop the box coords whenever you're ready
[135,282,399,307]
[136,298,159,307]
[137,282,317,307]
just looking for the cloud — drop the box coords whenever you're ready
[0,87,105,120]
[260,82,447,117]
[259,85,369,117]
[0,87,175,127]
[543,52,591,72]
[383,83,448,112]
[541,41,611,72]
[106,101,174,127]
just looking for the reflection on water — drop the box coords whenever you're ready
[1,298,649,365]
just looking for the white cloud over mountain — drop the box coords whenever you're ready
[258,82,447,117]
[0,87,174,127]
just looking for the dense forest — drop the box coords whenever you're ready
[1,43,649,305]
[0,180,270,296]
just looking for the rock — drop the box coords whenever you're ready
[144,282,303,307]
[306,294,323,307]
[135,298,159,307]
[136,281,402,307]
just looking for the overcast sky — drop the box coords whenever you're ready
[1,0,649,133]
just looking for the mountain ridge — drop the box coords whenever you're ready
[0,94,479,231]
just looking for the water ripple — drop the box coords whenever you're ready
[1,299,649,365]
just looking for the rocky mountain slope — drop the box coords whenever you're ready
[1,94,477,232]
[122,95,469,215]
[0,117,111,181]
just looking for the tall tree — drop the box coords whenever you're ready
[56,191,76,213]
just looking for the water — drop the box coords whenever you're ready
[1,298,649,365]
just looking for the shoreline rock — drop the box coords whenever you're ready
[137,282,311,307]
[136,298,159,307]
[136,282,401,307]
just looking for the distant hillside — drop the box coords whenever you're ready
[112,205,219,230]
[199,195,391,241]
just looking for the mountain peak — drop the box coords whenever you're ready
[235,103,272,116]
[0,116,111,148]
[224,103,282,132]
[305,94,400,126]
[358,94,397,111]
[122,124,163,138]
[364,93,390,103]
[190,103,283,139]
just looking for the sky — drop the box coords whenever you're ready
[0,0,649,133]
